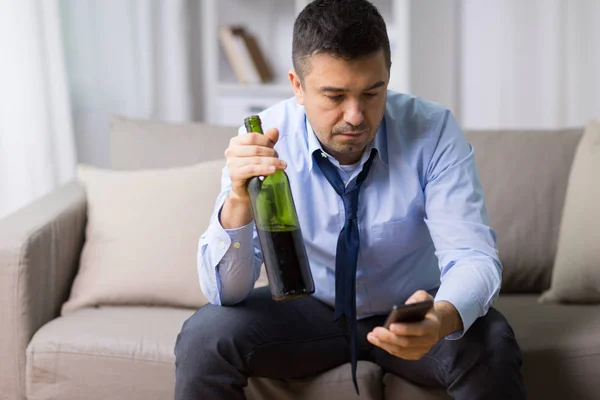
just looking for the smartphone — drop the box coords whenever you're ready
[383,300,434,329]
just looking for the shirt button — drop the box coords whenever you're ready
[219,240,226,249]
[233,241,241,249]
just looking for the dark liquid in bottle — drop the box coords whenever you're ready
[256,227,315,301]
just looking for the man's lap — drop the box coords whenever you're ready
[180,286,518,389]
[181,287,351,379]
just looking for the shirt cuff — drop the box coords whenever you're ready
[202,217,255,265]
[434,283,482,340]
[222,221,255,260]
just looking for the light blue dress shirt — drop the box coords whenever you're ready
[198,91,501,337]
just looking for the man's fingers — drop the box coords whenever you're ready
[224,127,281,199]
[388,322,425,337]
[229,157,287,180]
[367,292,441,361]
[230,164,276,181]
[234,132,277,148]
[367,333,430,360]
[367,335,396,355]
[371,327,433,347]
[240,164,278,178]
[241,156,285,168]
[226,145,279,159]
[405,290,434,305]
[388,315,437,337]
[235,128,279,147]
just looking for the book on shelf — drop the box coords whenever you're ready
[218,25,273,84]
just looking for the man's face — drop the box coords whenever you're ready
[289,50,389,165]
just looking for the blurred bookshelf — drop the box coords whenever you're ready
[201,0,408,126]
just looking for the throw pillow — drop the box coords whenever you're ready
[62,160,227,314]
[540,120,600,304]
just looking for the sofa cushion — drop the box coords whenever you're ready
[26,307,384,400]
[110,115,238,170]
[464,128,583,293]
[61,161,226,314]
[26,307,192,400]
[540,120,600,304]
[246,362,383,400]
[494,295,600,399]
[384,373,450,399]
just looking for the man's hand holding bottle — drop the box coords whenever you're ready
[220,128,287,229]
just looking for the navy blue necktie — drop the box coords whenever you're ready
[313,148,377,395]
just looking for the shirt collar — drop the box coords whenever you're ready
[305,115,388,171]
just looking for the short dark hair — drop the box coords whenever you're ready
[292,0,391,81]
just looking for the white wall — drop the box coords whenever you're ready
[409,0,460,117]
[0,0,76,218]
[60,0,600,167]
[460,0,600,129]
[60,0,201,167]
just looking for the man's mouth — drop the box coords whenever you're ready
[338,131,367,136]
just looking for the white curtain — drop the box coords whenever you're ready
[0,0,76,219]
[460,0,600,129]
[60,0,195,167]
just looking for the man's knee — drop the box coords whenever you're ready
[441,308,525,399]
[483,309,520,354]
[465,308,522,368]
[174,304,261,398]
[175,304,243,367]
[175,288,285,368]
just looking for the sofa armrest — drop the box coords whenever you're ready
[0,181,86,399]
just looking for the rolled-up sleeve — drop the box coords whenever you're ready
[197,164,263,306]
[423,110,502,339]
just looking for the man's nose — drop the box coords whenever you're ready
[343,99,365,128]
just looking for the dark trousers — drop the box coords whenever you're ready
[174,287,525,399]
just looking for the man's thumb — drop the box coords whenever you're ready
[265,128,280,146]
[405,290,433,305]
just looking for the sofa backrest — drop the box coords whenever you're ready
[110,116,238,170]
[465,128,583,293]
[109,116,584,294]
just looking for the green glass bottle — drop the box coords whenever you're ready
[244,115,315,301]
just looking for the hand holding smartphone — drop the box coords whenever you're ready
[383,300,434,329]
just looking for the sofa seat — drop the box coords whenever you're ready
[26,307,193,400]
[26,306,434,400]
[382,295,600,400]
[494,295,600,400]
[26,296,600,400]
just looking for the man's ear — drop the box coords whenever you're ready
[288,69,304,105]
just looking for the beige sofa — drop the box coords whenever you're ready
[1,116,599,400]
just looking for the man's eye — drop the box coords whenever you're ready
[364,92,378,98]
[326,95,344,101]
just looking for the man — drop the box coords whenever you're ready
[175,0,525,398]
